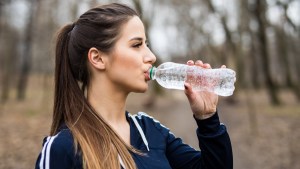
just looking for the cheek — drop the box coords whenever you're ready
[112,50,140,72]
[111,59,137,79]
[108,45,144,83]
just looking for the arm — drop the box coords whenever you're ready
[166,60,233,169]
[195,112,233,169]
[166,111,233,169]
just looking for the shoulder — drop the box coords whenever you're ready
[49,129,74,154]
[132,112,163,126]
[131,112,171,135]
[36,129,78,169]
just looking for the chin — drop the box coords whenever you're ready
[133,84,148,93]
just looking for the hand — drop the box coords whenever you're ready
[184,60,226,119]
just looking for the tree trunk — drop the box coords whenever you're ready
[250,34,261,89]
[277,1,300,101]
[0,1,4,103]
[1,1,17,103]
[253,0,281,105]
[275,26,293,87]
[206,0,239,103]
[289,36,300,101]
[1,30,18,103]
[17,0,40,100]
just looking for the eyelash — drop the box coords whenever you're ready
[132,42,142,48]
[132,42,151,49]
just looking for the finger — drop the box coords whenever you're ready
[187,60,194,66]
[221,65,226,68]
[203,63,211,69]
[195,60,203,67]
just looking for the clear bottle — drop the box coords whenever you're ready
[148,62,236,96]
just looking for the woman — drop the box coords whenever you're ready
[35,3,233,169]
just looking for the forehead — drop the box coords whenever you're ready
[119,16,145,40]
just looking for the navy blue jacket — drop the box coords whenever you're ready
[35,111,232,169]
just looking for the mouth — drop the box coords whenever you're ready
[144,72,150,81]
[144,66,152,81]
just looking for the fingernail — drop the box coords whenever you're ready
[184,84,188,89]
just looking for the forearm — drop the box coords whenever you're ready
[195,112,233,169]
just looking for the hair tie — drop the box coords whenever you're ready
[71,22,77,31]
[69,23,77,37]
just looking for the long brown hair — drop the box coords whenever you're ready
[51,3,139,169]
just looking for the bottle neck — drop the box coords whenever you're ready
[149,67,156,80]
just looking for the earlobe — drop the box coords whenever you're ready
[88,47,106,70]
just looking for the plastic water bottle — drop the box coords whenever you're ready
[148,62,236,96]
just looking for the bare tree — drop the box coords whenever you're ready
[1,27,18,103]
[251,0,281,105]
[204,0,237,65]
[275,0,300,100]
[17,0,41,100]
[0,0,18,103]
[0,1,5,103]
[152,0,299,105]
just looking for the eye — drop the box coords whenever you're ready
[132,42,142,48]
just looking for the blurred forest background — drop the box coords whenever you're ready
[0,0,300,169]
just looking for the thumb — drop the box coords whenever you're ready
[184,82,196,103]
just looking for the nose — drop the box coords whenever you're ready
[144,48,156,64]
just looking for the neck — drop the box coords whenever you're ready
[87,79,129,124]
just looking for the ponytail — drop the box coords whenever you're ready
[51,23,76,134]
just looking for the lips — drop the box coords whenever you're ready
[144,72,150,81]
[144,66,152,81]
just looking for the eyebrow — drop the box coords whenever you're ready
[129,37,147,42]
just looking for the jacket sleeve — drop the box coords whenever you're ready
[165,112,233,169]
[35,131,80,169]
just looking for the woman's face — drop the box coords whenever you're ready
[105,16,156,93]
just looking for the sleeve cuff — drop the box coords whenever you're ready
[194,111,221,135]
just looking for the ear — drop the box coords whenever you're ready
[87,47,107,70]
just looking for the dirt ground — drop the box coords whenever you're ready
[0,77,300,169]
